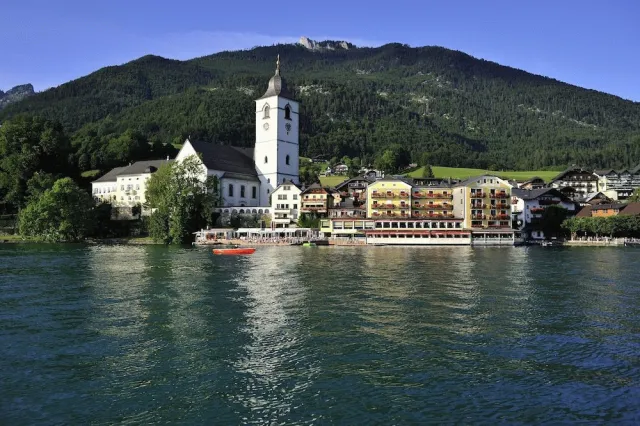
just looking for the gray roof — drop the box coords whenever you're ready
[221,171,260,182]
[189,140,258,178]
[118,159,173,176]
[512,187,565,201]
[92,166,128,183]
[455,174,503,187]
[258,55,295,100]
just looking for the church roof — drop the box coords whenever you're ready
[258,55,295,100]
[189,140,258,179]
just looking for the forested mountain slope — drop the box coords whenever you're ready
[2,40,639,171]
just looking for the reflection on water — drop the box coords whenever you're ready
[229,250,319,421]
[1,245,640,424]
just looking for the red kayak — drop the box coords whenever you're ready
[212,248,256,255]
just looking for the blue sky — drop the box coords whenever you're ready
[1,0,639,101]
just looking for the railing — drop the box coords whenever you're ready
[538,199,560,206]
[490,193,509,199]
[472,215,486,220]
[492,204,510,210]
[471,203,487,209]
[412,213,456,219]
[471,192,485,198]
[301,207,326,212]
[530,207,544,214]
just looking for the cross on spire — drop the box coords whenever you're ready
[276,54,280,74]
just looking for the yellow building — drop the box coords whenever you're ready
[453,175,513,229]
[366,178,413,219]
[411,185,455,219]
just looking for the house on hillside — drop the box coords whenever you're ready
[334,175,376,199]
[519,176,546,190]
[594,166,640,200]
[549,167,598,201]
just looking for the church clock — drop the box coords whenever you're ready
[263,123,269,130]
[285,122,291,134]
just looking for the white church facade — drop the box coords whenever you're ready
[175,55,300,208]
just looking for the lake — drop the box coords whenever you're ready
[1,244,639,424]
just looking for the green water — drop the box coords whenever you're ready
[1,245,639,424]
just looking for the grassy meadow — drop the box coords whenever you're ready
[408,166,560,182]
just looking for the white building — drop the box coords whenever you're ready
[91,159,171,215]
[175,55,300,208]
[270,180,302,228]
[512,187,576,240]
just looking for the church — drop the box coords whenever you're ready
[175,55,300,207]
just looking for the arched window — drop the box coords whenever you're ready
[284,104,291,120]
[263,104,270,119]
[264,156,268,164]
[285,155,290,165]
[228,184,234,197]
[240,185,245,198]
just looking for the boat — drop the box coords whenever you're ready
[212,247,256,255]
[302,242,317,247]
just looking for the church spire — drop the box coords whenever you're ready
[258,54,295,99]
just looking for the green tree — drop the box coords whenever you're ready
[421,165,434,178]
[0,116,72,210]
[629,188,640,202]
[18,177,95,242]
[145,155,221,244]
[540,205,568,239]
[25,172,57,203]
[297,212,320,228]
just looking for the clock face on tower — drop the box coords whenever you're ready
[263,123,269,130]
[285,122,292,133]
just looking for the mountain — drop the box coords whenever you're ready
[1,39,640,172]
[0,84,35,110]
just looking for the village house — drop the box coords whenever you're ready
[594,166,640,200]
[270,180,301,228]
[511,188,576,240]
[300,183,337,217]
[549,167,599,201]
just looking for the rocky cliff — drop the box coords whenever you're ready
[298,36,355,51]
[0,84,35,110]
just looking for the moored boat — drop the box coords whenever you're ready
[212,247,256,255]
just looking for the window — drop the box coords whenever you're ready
[229,184,234,197]
[284,104,291,120]
[293,194,298,200]
[267,178,270,183]
[264,156,268,164]
[240,185,245,198]
[263,104,270,119]
[293,204,297,209]
[286,155,290,165]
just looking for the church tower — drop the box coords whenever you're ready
[254,55,300,206]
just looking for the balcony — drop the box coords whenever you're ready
[490,193,509,199]
[301,206,326,212]
[538,199,560,206]
[471,192,485,198]
[492,204,510,210]
[412,204,453,210]
[530,207,545,214]
[471,203,487,209]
